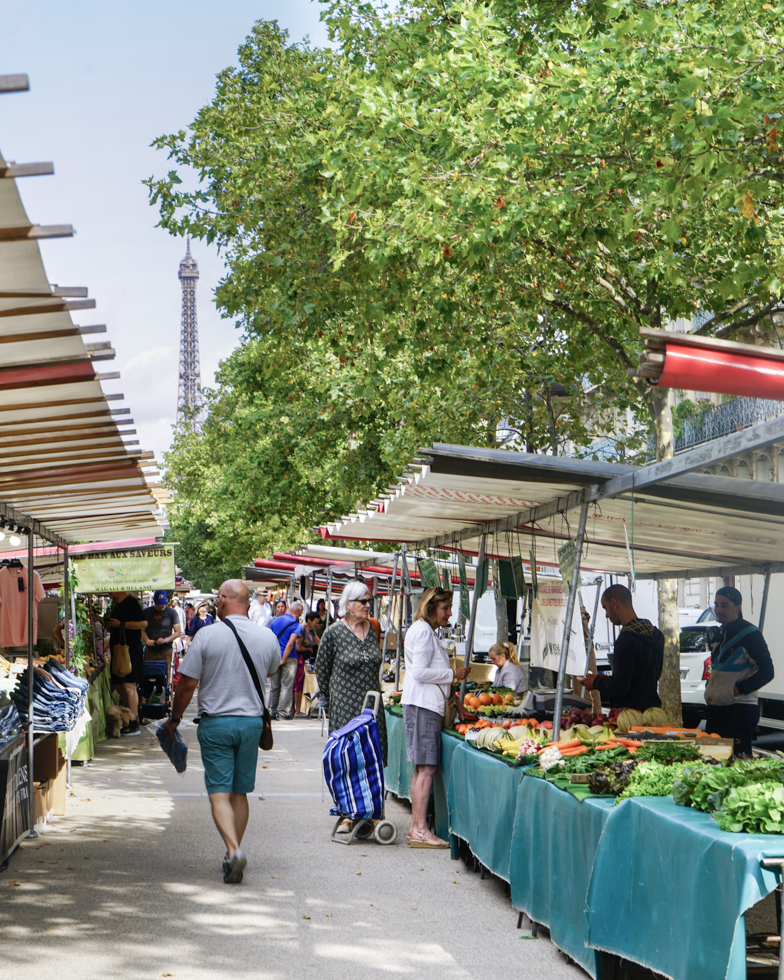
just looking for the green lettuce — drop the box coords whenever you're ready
[714,782,784,834]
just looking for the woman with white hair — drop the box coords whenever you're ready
[316,579,387,773]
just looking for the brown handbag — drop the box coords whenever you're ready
[225,618,273,750]
[111,625,132,677]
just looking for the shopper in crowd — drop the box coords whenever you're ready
[289,610,321,718]
[316,580,387,831]
[401,586,469,848]
[268,600,303,719]
[107,591,148,737]
[314,598,329,636]
[582,584,664,714]
[248,589,274,629]
[187,602,214,639]
[703,586,775,756]
[274,599,287,617]
[164,580,279,884]
[487,642,527,694]
[142,590,182,681]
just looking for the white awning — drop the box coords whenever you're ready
[320,444,784,579]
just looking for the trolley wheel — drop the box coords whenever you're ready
[374,820,397,845]
[355,820,375,839]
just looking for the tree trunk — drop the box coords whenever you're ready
[492,561,508,645]
[647,385,683,726]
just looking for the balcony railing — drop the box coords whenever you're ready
[675,397,784,453]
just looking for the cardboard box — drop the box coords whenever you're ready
[33,734,64,782]
[50,763,67,817]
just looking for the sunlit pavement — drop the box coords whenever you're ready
[0,715,585,980]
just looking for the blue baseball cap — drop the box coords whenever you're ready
[153,590,168,605]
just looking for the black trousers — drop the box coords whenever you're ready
[705,702,759,756]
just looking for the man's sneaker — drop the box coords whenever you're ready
[223,848,247,884]
[121,721,141,737]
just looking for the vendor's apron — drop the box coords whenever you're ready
[704,624,759,707]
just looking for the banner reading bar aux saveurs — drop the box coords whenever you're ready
[72,546,175,592]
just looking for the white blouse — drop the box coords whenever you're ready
[401,619,454,716]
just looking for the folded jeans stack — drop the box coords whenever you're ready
[11,659,88,733]
[0,703,22,749]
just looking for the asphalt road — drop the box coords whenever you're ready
[0,715,585,980]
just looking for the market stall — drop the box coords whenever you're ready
[324,429,784,980]
[0,74,166,864]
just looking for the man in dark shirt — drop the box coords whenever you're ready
[705,586,774,756]
[581,584,664,712]
[108,591,147,736]
[142,589,182,681]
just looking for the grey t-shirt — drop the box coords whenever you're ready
[178,615,280,717]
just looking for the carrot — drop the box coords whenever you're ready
[557,739,582,750]
[595,742,616,750]
[560,746,590,756]
[614,738,641,748]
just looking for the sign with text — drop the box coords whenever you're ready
[530,580,585,676]
[72,546,175,593]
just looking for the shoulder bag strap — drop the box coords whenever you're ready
[224,618,268,712]
[717,624,760,669]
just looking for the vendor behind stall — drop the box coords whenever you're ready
[488,643,527,693]
[581,584,664,712]
[705,586,774,756]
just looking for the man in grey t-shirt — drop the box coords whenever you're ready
[164,579,279,884]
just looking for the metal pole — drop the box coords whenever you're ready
[63,545,71,670]
[325,568,333,628]
[553,501,590,742]
[759,567,772,631]
[460,533,486,701]
[26,529,38,839]
[380,552,399,664]
[394,545,407,689]
[584,576,603,674]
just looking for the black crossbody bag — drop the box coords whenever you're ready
[224,619,274,751]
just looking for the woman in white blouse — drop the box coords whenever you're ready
[401,587,469,848]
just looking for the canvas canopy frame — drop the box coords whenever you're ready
[321,410,784,739]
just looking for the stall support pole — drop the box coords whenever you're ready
[760,567,772,630]
[325,568,333,629]
[553,501,589,743]
[26,531,38,839]
[583,576,603,675]
[380,552,399,665]
[460,533,486,702]
[63,545,71,672]
[394,545,407,689]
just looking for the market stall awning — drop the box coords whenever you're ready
[320,443,784,579]
[0,143,166,547]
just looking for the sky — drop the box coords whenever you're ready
[0,0,329,469]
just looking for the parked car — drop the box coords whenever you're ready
[679,620,719,726]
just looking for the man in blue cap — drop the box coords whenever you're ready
[142,590,182,682]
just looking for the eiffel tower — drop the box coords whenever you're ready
[177,236,204,425]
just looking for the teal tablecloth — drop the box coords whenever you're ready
[510,775,610,978]
[447,742,524,882]
[587,795,784,980]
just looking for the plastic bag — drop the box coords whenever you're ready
[148,718,188,773]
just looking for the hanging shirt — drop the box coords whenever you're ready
[0,565,46,647]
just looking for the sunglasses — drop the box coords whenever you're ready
[354,598,372,606]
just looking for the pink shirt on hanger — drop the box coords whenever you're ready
[0,566,46,648]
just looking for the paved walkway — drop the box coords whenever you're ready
[1,716,585,980]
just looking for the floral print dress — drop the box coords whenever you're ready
[316,620,387,764]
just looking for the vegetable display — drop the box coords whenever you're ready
[671,757,784,835]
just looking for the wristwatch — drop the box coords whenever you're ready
[170,715,182,725]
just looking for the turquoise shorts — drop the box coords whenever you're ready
[196,715,264,795]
